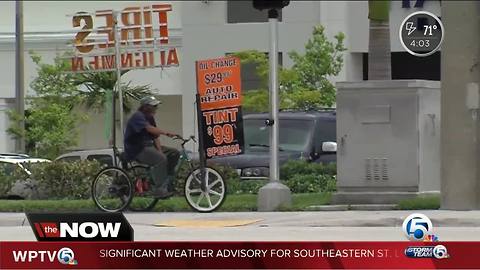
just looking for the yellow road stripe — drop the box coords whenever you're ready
[154,219,262,228]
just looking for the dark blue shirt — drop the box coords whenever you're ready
[124,111,158,160]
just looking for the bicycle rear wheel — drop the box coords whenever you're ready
[92,167,132,212]
[184,167,226,212]
[128,165,159,212]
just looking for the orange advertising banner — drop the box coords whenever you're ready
[196,56,242,111]
[196,56,244,159]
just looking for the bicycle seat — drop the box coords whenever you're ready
[118,152,149,169]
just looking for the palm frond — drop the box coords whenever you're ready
[74,69,153,113]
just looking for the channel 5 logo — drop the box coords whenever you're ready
[57,248,78,265]
[402,213,437,241]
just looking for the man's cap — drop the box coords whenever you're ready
[140,96,161,106]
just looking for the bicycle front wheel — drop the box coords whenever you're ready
[92,167,133,213]
[184,167,226,212]
[128,165,159,212]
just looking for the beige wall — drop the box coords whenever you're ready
[0,98,16,153]
[0,1,182,33]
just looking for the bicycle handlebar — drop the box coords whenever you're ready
[172,135,196,145]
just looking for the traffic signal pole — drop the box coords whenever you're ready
[269,8,280,184]
[257,7,292,211]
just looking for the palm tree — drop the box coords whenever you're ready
[73,69,154,141]
[73,69,153,113]
[368,0,391,80]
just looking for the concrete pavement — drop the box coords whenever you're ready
[1,211,480,241]
[4,210,480,227]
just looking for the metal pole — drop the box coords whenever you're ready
[15,0,25,153]
[195,94,207,192]
[110,12,119,163]
[113,12,124,144]
[257,8,291,211]
[269,9,280,183]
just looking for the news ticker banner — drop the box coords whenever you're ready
[196,56,245,159]
[1,241,479,269]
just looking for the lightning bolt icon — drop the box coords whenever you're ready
[405,22,416,35]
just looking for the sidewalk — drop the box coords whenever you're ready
[1,210,480,227]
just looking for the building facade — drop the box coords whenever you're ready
[0,0,441,154]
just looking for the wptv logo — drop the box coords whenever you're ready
[402,213,449,259]
[26,213,133,241]
[12,247,77,265]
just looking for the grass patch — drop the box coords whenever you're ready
[0,199,96,212]
[279,193,332,211]
[396,195,440,210]
[0,193,330,212]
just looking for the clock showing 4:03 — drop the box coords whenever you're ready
[399,11,444,57]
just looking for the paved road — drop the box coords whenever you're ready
[1,211,480,241]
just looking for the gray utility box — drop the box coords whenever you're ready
[332,80,441,205]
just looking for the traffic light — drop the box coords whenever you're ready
[252,0,290,11]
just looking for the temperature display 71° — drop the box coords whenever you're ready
[399,11,444,57]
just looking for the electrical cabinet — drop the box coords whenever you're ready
[334,80,440,203]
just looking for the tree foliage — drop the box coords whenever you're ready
[231,50,269,89]
[7,51,154,159]
[7,52,85,159]
[73,68,153,113]
[368,0,390,21]
[29,52,80,108]
[8,104,81,160]
[233,25,346,112]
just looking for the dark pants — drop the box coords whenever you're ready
[135,146,180,190]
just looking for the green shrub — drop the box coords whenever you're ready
[227,179,267,195]
[173,162,271,195]
[0,167,23,198]
[173,161,241,195]
[171,160,337,195]
[0,175,11,197]
[280,160,336,193]
[283,173,336,193]
[280,160,336,180]
[0,163,36,198]
[26,160,101,199]
[396,195,440,210]
[7,158,337,199]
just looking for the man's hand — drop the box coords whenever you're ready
[166,132,180,138]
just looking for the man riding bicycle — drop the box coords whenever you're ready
[124,96,180,199]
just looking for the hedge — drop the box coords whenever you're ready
[0,159,336,200]
[0,160,101,200]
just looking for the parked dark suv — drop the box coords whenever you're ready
[209,110,337,179]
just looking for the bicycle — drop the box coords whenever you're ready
[91,135,227,213]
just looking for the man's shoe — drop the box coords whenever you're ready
[153,188,174,199]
